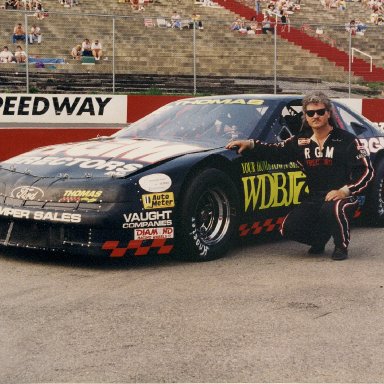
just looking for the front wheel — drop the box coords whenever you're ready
[176,169,240,261]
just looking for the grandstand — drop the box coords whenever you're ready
[0,0,382,95]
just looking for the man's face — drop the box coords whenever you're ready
[304,102,331,131]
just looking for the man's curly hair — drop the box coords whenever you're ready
[302,91,332,114]
[301,91,333,131]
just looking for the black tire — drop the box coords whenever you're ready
[176,168,240,261]
[366,159,384,226]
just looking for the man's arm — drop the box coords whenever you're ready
[325,138,373,201]
[226,137,298,164]
[345,138,374,195]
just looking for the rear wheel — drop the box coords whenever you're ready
[177,169,240,261]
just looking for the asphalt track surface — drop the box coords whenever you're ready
[0,226,383,383]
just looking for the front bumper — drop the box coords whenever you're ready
[0,198,175,258]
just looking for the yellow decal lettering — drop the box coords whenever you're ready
[242,171,308,211]
[247,99,264,105]
[241,162,256,174]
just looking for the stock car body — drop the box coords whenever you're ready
[0,95,383,261]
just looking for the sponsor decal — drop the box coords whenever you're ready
[4,156,144,174]
[0,206,81,223]
[59,189,103,203]
[10,186,44,200]
[189,217,209,257]
[241,161,298,175]
[142,192,175,209]
[175,99,264,106]
[239,217,285,237]
[358,137,384,155]
[5,139,202,165]
[122,210,172,229]
[298,138,311,146]
[134,227,174,240]
[306,158,333,167]
[139,174,172,193]
[373,122,384,131]
[102,239,173,257]
[304,146,334,159]
[242,171,308,212]
[356,147,369,159]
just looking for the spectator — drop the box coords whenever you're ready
[6,0,19,8]
[346,19,357,34]
[189,13,203,30]
[14,45,27,63]
[5,0,18,9]
[81,38,92,56]
[171,10,181,29]
[33,2,46,19]
[338,0,346,10]
[356,18,367,33]
[29,24,42,44]
[237,18,248,33]
[0,46,14,63]
[91,39,103,60]
[248,18,260,34]
[230,17,241,31]
[138,0,144,10]
[71,44,81,60]
[261,15,273,33]
[12,23,26,44]
[130,0,139,10]
[280,9,288,31]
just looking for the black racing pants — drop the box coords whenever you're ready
[280,196,359,250]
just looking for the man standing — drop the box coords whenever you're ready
[226,92,374,260]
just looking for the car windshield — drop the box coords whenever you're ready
[114,97,273,147]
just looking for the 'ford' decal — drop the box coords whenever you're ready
[10,186,45,200]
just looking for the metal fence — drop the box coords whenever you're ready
[0,9,382,96]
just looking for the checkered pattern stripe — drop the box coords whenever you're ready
[102,239,173,257]
[239,217,285,237]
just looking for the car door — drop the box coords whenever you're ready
[238,99,308,239]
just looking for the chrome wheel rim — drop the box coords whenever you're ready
[193,187,231,245]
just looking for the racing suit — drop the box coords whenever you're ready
[250,127,374,250]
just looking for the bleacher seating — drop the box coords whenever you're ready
[0,0,382,94]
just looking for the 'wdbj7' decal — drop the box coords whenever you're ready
[242,171,308,212]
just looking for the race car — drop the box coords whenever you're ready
[0,95,383,261]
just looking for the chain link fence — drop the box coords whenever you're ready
[0,9,381,96]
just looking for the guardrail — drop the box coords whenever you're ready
[352,48,373,73]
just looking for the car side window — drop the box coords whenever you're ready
[271,101,304,142]
[334,104,371,138]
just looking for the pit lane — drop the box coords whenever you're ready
[0,226,383,383]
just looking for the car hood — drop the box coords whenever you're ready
[0,138,207,179]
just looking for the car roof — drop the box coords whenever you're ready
[181,94,302,102]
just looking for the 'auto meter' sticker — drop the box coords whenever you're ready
[139,173,172,193]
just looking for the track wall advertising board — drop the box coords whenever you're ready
[0,94,127,124]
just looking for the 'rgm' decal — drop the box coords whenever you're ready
[359,137,384,154]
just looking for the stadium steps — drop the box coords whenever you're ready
[0,70,282,94]
[0,0,367,92]
[214,0,384,81]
